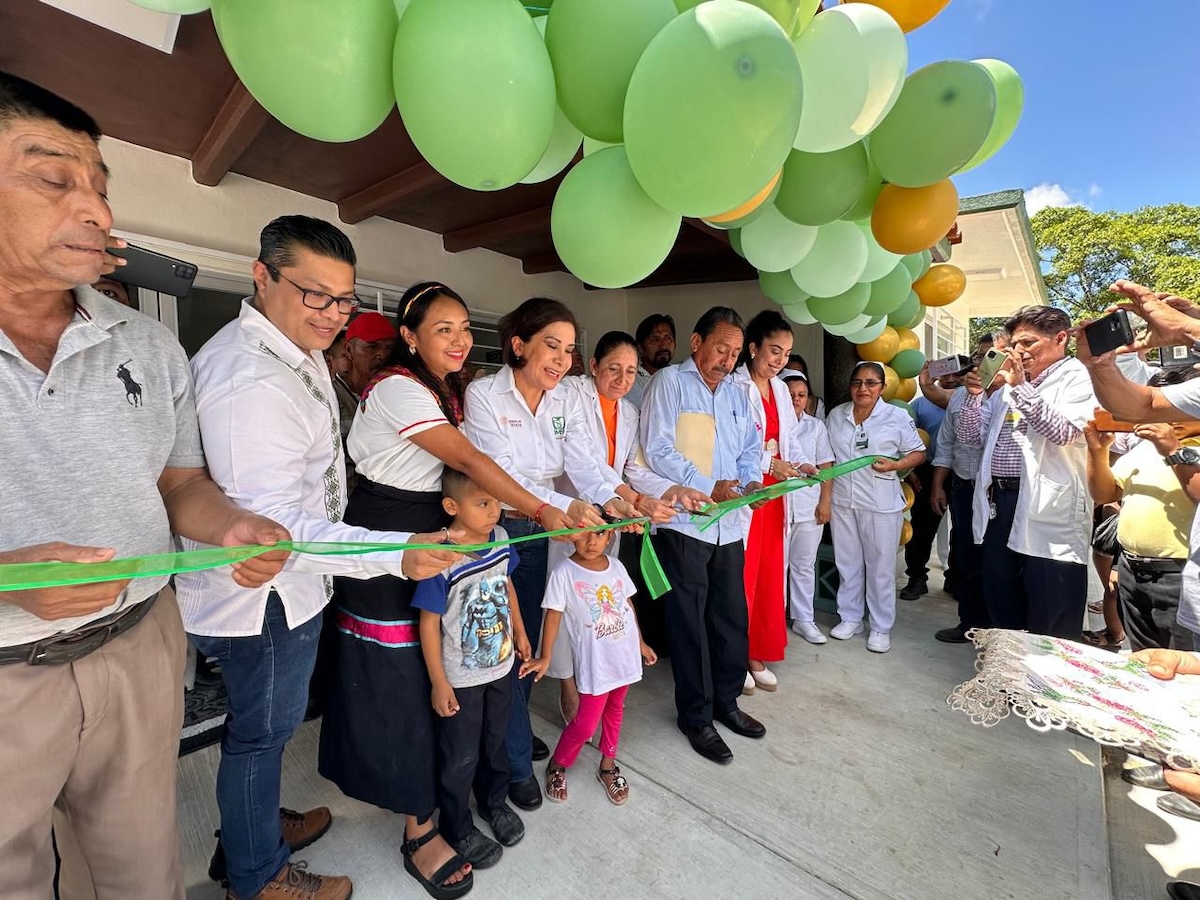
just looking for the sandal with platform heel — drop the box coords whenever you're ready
[401,824,474,900]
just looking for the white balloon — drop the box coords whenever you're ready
[792,5,907,153]
[822,313,874,337]
[741,205,819,273]
[789,221,869,298]
[781,299,818,326]
[855,221,903,282]
[845,316,888,343]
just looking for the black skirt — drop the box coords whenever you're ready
[317,478,450,817]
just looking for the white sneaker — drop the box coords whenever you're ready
[790,621,827,645]
[830,621,864,641]
[750,667,777,691]
[742,671,756,695]
[867,630,891,653]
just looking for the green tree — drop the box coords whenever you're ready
[1030,203,1200,322]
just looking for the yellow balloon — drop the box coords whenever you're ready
[900,519,913,545]
[901,481,914,511]
[896,377,918,402]
[880,364,900,401]
[705,170,781,224]
[843,0,951,32]
[916,427,931,447]
[870,179,958,255]
[856,326,899,363]
[894,327,920,352]
[913,263,967,307]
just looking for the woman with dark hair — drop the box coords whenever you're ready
[785,352,826,420]
[825,362,927,653]
[464,298,638,812]
[318,283,592,889]
[549,331,706,721]
[732,311,817,692]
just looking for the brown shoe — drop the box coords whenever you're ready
[280,807,333,852]
[227,862,352,900]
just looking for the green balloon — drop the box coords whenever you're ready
[868,61,998,188]
[551,147,681,288]
[781,299,818,326]
[841,158,884,222]
[845,315,887,344]
[891,348,926,379]
[901,302,928,330]
[901,250,933,282]
[822,312,874,337]
[793,0,822,35]
[888,399,916,420]
[673,0,704,10]
[856,221,903,282]
[741,204,818,272]
[806,281,870,326]
[742,0,809,33]
[887,289,921,326]
[624,1,804,217]
[583,137,618,156]
[776,142,869,226]
[394,0,557,190]
[130,0,210,10]
[863,262,913,317]
[212,0,396,142]
[789,220,868,297]
[959,58,1024,172]
[729,229,746,259]
[759,268,809,305]
[545,0,675,144]
[521,14,583,183]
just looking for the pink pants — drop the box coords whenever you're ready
[551,686,629,767]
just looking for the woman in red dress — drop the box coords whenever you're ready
[733,311,815,693]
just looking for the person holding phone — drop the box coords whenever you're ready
[956,307,1096,640]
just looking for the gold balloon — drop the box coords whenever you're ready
[856,326,899,363]
[870,179,958,255]
[901,481,915,511]
[913,263,967,307]
[705,169,781,224]
[916,427,931,447]
[896,377,918,402]
[894,327,920,352]
[843,0,951,33]
[880,363,900,402]
[900,519,913,545]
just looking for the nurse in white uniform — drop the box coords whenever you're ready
[826,362,927,653]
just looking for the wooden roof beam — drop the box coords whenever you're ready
[191,81,271,187]
[338,159,444,225]
[521,252,567,275]
[443,206,552,253]
[683,218,732,246]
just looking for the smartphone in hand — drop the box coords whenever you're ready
[976,348,1007,388]
[1082,310,1134,356]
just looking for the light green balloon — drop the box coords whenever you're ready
[863,262,913,317]
[521,106,583,184]
[792,0,822,35]
[901,303,928,330]
[741,204,818,273]
[887,290,921,327]
[842,158,884,221]
[394,0,557,190]
[545,0,675,144]
[624,0,803,217]
[891,349,926,379]
[901,250,933,281]
[888,399,916,420]
[730,229,746,259]
[781,298,819,326]
[856,221,903,282]
[131,0,210,10]
[822,312,874,337]
[759,268,809,305]
[673,0,704,10]
[868,60,998,188]
[583,137,618,156]
[551,147,681,288]
[789,221,868,297]
[806,281,871,326]
[845,315,887,344]
[959,58,1024,172]
[776,142,869,226]
[212,0,396,142]
[742,0,809,33]
[393,0,411,17]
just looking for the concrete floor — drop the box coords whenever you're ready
[177,569,1113,900]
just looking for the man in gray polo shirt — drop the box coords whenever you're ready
[0,72,289,900]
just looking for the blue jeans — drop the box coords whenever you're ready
[189,594,322,899]
[502,516,548,783]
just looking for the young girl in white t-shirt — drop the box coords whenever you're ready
[521,529,656,806]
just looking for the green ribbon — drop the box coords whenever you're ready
[691,455,888,532]
[0,519,673,600]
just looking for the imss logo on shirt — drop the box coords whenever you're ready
[552,415,565,437]
[116,359,143,407]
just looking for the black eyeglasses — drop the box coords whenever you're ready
[262,262,361,315]
[850,379,882,388]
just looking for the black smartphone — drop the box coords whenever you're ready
[928,354,972,379]
[1082,309,1134,356]
[1158,345,1200,369]
[108,244,199,297]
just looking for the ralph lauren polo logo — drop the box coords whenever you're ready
[116,360,143,407]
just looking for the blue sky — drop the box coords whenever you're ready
[902,0,1200,215]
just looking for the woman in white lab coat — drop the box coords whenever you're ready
[826,362,927,653]
[732,311,817,691]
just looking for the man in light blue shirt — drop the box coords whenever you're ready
[640,307,766,764]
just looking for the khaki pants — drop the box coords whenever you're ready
[0,588,186,900]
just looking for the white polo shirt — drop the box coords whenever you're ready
[176,301,414,638]
[348,372,455,493]
[0,286,205,645]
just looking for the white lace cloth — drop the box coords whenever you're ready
[947,628,1200,773]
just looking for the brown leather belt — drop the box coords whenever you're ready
[0,591,159,666]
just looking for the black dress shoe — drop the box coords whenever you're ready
[452,827,503,869]
[508,774,543,810]
[531,735,550,761]
[934,625,969,644]
[678,722,733,764]
[484,804,525,847]
[899,578,928,601]
[1168,881,1200,900]
[715,707,766,739]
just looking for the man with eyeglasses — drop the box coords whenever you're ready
[176,216,460,900]
[956,307,1096,640]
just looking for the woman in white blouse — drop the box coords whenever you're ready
[826,362,927,654]
[464,298,639,811]
[319,283,599,890]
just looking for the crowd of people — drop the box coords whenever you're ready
[4,72,1200,900]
